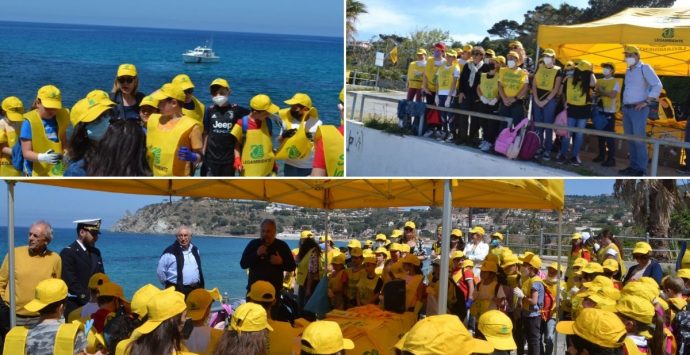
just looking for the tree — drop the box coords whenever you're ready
[580,0,676,23]
[487,20,523,39]
[346,0,367,43]
[613,179,681,260]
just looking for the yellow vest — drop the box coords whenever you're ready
[436,64,457,92]
[499,67,528,98]
[405,274,423,310]
[296,248,323,287]
[346,267,365,301]
[543,279,565,314]
[534,64,561,92]
[0,121,20,176]
[275,109,313,161]
[597,77,621,113]
[521,275,543,311]
[240,122,274,176]
[357,274,380,305]
[146,114,198,176]
[424,59,445,92]
[3,321,83,355]
[479,73,499,100]
[566,77,590,106]
[24,109,69,176]
[659,97,675,120]
[407,61,425,89]
[314,125,343,176]
[329,268,345,293]
[183,96,206,132]
[268,319,302,355]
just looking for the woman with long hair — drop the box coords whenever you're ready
[557,60,596,166]
[111,63,146,121]
[598,229,627,277]
[64,95,116,176]
[616,295,666,355]
[213,302,271,355]
[296,237,322,307]
[127,290,194,355]
[87,119,151,176]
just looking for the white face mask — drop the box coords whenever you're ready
[625,57,637,66]
[603,68,612,76]
[543,57,553,66]
[507,60,516,69]
[483,58,491,64]
[212,95,228,106]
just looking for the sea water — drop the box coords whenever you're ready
[0,21,344,124]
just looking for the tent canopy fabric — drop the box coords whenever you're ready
[14,179,565,211]
[538,7,690,76]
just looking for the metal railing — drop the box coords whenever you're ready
[347,91,690,176]
[347,71,377,87]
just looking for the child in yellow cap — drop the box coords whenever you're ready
[0,96,25,176]
[556,308,626,354]
[214,302,273,355]
[345,247,365,308]
[662,276,687,324]
[183,288,222,354]
[516,254,545,355]
[328,253,347,310]
[356,256,382,306]
[615,294,667,355]
[471,262,506,323]
[300,320,353,354]
[231,94,280,176]
[478,310,517,354]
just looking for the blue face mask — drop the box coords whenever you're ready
[319,242,326,250]
[86,115,112,141]
[490,239,500,248]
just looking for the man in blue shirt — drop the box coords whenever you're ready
[620,45,663,176]
[157,226,204,296]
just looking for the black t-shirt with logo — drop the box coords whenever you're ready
[203,104,250,163]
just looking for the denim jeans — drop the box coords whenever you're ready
[559,117,587,158]
[594,110,617,159]
[499,99,525,129]
[438,94,450,133]
[542,317,556,355]
[532,97,557,151]
[283,164,312,177]
[622,105,650,172]
[523,316,543,355]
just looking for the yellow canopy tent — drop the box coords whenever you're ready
[3,178,565,352]
[538,7,690,76]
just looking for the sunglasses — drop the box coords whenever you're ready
[184,89,194,95]
[472,52,484,56]
[117,76,135,84]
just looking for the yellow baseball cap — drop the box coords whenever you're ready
[117,63,137,77]
[1,96,24,122]
[402,253,420,267]
[139,95,159,109]
[573,257,589,269]
[481,261,498,273]
[88,272,110,289]
[152,83,186,102]
[416,48,427,55]
[494,56,506,65]
[172,74,195,90]
[547,262,563,273]
[70,90,113,124]
[632,242,652,255]
[375,233,387,241]
[350,247,363,257]
[75,96,116,125]
[623,45,640,54]
[186,288,222,321]
[363,255,376,264]
[525,254,542,269]
[491,232,504,241]
[669,297,687,311]
[469,226,485,235]
[571,233,582,240]
[134,290,186,336]
[391,229,403,238]
[519,251,534,261]
[446,49,458,57]
[98,282,126,302]
[389,243,403,252]
[603,259,619,272]
[331,253,346,265]
[210,78,230,89]
[621,280,658,302]
[582,262,604,274]
[374,246,388,255]
[364,240,373,246]
[485,49,495,57]
[24,278,68,313]
[300,230,313,239]
[556,308,626,349]
[509,41,523,48]
[130,284,162,317]
[37,85,63,109]
[249,94,279,114]
[677,268,690,279]
[284,93,313,109]
[506,51,519,60]
[301,320,353,354]
[400,244,411,253]
[478,310,517,351]
[451,229,463,237]
[451,250,465,259]
[584,275,614,290]
[577,60,593,72]
[347,239,361,248]
[230,302,273,333]
[404,221,416,229]
[542,48,556,57]
[616,295,654,324]
[502,254,520,268]
[395,314,494,354]
[463,44,474,52]
[584,288,617,312]
[462,259,475,269]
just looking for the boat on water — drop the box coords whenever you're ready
[182,43,220,63]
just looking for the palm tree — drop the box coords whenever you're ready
[346,0,367,44]
[613,179,680,260]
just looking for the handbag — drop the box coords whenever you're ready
[554,109,570,138]
[426,109,441,125]
[518,119,541,160]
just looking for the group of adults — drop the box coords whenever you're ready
[406,41,664,176]
[0,64,345,177]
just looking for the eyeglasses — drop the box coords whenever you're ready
[472,52,484,56]
[184,89,194,95]
[117,76,135,84]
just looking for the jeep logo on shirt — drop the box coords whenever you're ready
[212,121,233,129]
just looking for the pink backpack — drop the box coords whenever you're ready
[519,120,541,160]
[554,109,570,138]
[495,118,529,157]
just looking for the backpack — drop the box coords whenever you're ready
[673,307,690,355]
[554,109,570,138]
[518,120,541,160]
[540,283,555,321]
[448,277,467,320]
[494,117,529,156]
[383,279,406,314]
[426,109,441,125]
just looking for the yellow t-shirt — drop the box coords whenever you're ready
[0,246,62,316]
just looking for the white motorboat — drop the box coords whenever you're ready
[182,44,220,63]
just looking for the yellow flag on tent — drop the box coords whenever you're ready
[389,47,398,64]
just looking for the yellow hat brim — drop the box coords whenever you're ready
[5,110,23,122]
[79,104,112,125]
[133,319,163,336]
[186,308,208,321]
[176,81,195,91]
[40,98,62,109]
[555,321,575,335]
[484,334,517,351]
[24,299,48,313]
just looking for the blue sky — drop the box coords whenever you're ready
[355,0,690,42]
[0,179,615,228]
[0,0,343,37]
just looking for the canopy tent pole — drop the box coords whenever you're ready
[554,210,563,354]
[527,46,540,120]
[6,181,16,328]
[437,179,453,314]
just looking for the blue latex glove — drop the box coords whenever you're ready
[465,299,474,309]
[84,319,94,335]
[177,146,199,162]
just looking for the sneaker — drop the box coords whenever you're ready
[481,143,493,152]
[423,130,434,138]
[436,132,447,141]
[542,152,551,161]
[556,155,568,164]
[593,155,605,163]
[445,133,455,142]
[602,159,616,167]
[569,157,582,166]
[478,140,488,149]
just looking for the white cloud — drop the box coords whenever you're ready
[673,0,690,7]
[357,4,413,39]
[449,33,488,43]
